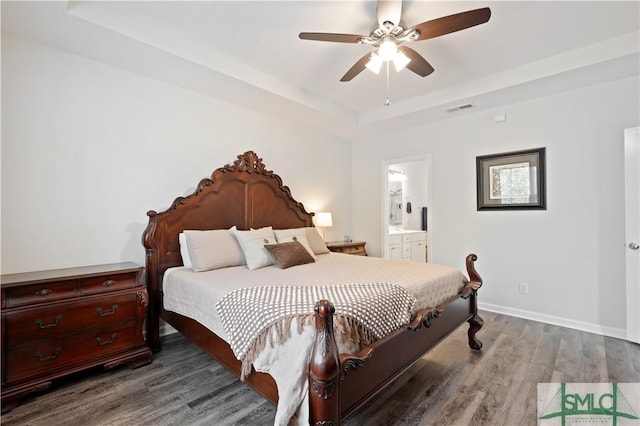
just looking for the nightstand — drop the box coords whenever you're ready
[1,262,152,413]
[326,241,368,256]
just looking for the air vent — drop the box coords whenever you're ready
[445,103,474,113]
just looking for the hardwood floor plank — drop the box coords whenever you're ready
[2,312,638,426]
[439,387,486,426]
[551,327,583,383]
[580,331,608,382]
[606,336,640,383]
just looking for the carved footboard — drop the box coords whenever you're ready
[308,254,484,425]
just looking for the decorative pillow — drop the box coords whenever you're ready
[264,241,315,269]
[232,227,277,270]
[273,228,316,258]
[178,232,192,268]
[184,228,245,272]
[304,227,330,255]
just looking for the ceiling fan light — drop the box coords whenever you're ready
[365,53,383,74]
[378,37,397,61]
[393,51,411,72]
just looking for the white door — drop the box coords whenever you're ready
[625,127,640,343]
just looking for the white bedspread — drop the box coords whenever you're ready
[162,253,467,425]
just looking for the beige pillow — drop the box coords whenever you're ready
[274,228,316,258]
[305,227,330,255]
[232,227,277,270]
[264,241,315,269]
[178,233,192,268]
[184,229,245,272]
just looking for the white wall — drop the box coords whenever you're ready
[1,35,352,274]
[352,76,639,336]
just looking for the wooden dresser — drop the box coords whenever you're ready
[326,241,368,256]
[1,262,152,413]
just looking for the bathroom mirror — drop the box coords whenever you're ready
[389,182,402,226]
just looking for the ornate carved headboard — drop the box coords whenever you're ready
[142,151,314,302]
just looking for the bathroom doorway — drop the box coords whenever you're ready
[382,156,431,260]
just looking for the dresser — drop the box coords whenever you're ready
[1,262,152,412]
[326,241,368,256]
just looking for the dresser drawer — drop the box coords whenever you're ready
[340,245,366,255]
[4,280,77,308]
[79,272,138,295]
[326,241,367,256]
[6,293,137,347]
[6,321,137,383]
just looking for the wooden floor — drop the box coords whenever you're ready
[2,311,639,425]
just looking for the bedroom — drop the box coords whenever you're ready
[1,1,639,425]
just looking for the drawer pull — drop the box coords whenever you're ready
[96,304,119,317]
[34,347,62,362]
[35,288,53,296]
[34,315,63,329]
[96,333,117,346]
[102,279,117,287]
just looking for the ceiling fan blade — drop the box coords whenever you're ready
[399,46,434,77]
[299,32,363,43]
[377,0,403,28]
[340,52,373,82]
[409,7,491,41]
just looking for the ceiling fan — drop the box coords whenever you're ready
[299,0,491,82]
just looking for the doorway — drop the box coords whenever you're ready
[382,156,431,259]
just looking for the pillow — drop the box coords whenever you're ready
[264,241,315,269]
[178,233,192,268]
[232,226,277,270]
[304,227,330,255]
[273,228,316,258]
[184,228,245,272]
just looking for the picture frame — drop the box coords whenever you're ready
[476,147,546,210]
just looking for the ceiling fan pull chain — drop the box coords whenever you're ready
[385,61,391,107]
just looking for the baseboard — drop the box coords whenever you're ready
[478,302,627,340]
[160,322,178,337]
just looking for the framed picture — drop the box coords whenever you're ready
[476,147,546,210]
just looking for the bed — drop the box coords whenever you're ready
[142,150,484,425]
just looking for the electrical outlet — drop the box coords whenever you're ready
[519,282,529,295]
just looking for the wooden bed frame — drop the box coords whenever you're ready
[142,151,484,425]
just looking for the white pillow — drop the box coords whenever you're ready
[304,227,330,255]
[232,226,277,270]
[274,228,316,258]
[184,228,245,272]
[178,233,192,268]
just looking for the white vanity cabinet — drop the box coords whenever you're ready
[387,231,427,262]
[410,233,427,262]
[388,234,403,259]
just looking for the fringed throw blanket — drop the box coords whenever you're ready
[216,283,417,379]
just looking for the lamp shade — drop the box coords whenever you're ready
[314,212,333,227]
